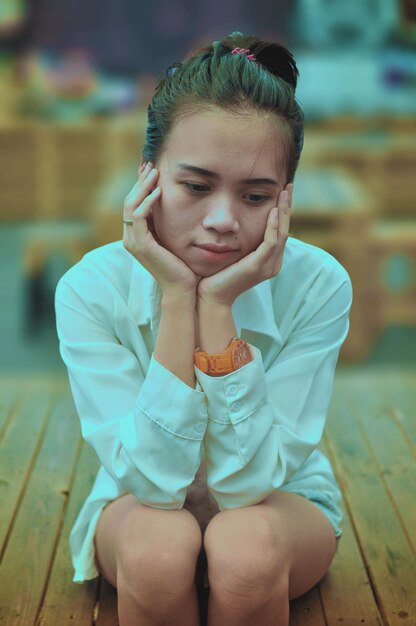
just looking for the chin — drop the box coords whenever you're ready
[189,258,236,278]
[181,259,210,278]
[195,266,221,278]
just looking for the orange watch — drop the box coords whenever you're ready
[194,338,252,376]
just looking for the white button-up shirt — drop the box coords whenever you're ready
[55,237,353,582]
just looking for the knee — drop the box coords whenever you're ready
[115,506,202,602]
[204,509,289,607]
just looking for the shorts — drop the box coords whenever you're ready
[193,494,342,590]
[189,447,344,590]
[71,450,343,584]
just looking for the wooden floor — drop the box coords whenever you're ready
[0,367,415,626]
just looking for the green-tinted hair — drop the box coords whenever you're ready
[142,31,304,184]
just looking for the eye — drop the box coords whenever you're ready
[246,193,270,204]
[181,183,270,205]
[182,182,209,193]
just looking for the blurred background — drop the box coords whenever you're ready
[0,0,415,373]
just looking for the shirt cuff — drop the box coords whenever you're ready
[137,353,208,440]
[194,344,268,422]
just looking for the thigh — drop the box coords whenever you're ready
[94,493,203,589]
[204,490,338,601]
[93,494,135,587]
[260,490,338,600]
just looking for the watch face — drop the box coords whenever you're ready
[233,341,251,368]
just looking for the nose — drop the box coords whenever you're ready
[202,201,238,234]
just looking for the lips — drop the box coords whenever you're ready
[196,243,237,253]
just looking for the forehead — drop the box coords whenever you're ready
[163,108,283,172]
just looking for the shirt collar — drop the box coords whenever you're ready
[127,258,284,362]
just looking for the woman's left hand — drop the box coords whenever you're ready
[197,184,293,306]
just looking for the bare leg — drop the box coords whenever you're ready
[94,493,203,626]
[203,491,338,626]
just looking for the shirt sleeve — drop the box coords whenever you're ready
[194,270,353,511]
[55,278,208,509]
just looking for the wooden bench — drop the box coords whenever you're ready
[0,368,415,625]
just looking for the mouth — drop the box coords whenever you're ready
[194,244,238,262]
[196,244,237,253]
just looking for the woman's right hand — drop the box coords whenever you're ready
[123,162,200,299]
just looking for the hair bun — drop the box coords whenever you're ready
[223,33,299,90]
[254,43,299,90]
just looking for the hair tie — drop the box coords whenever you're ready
[231,47,258,64]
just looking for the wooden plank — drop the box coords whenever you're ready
[377,370,416,450]
[290,587,326,625]
[0,385,57,554]
[335,369,415,449]
[326,374,416,626]
[1,370,414,625]
[38,440,100,626]
[350,374,416,556]
[0,391,81,626]
[0,382,20,434]
[319,435,384,625]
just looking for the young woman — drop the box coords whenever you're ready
[55,31,352,626]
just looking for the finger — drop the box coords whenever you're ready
[263,189,290,248]
[123,185,161,248]
[146,212,161,243]
[134,161,153,184]
[136,162,152,185]
[285,183,293,208]
[138,161,147,176]
[124,167,159,217]
[141,165,157,189]
[132,186,161,223]
[138,161,153,181]
[263,206,279,245]
[256,190,289,276]
[277,190,291,244]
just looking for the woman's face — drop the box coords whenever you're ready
[151,107,287,278]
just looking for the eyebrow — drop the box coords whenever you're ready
[177,163,279,186]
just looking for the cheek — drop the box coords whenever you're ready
[244,215,268,251]
[151,188,186,242]
[150,184,174,230]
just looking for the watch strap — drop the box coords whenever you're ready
[194,337,239,374]
[194,351,234,374]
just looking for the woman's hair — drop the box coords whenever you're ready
[142,31,304,184]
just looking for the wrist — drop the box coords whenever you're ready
[162,291,196,310]
[197,296,231,315]
[194,337,252,376]
[196,299,237,354]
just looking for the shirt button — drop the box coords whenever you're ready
[232,401,242,412]
[195,423,205,434]
[227,385,238,396]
